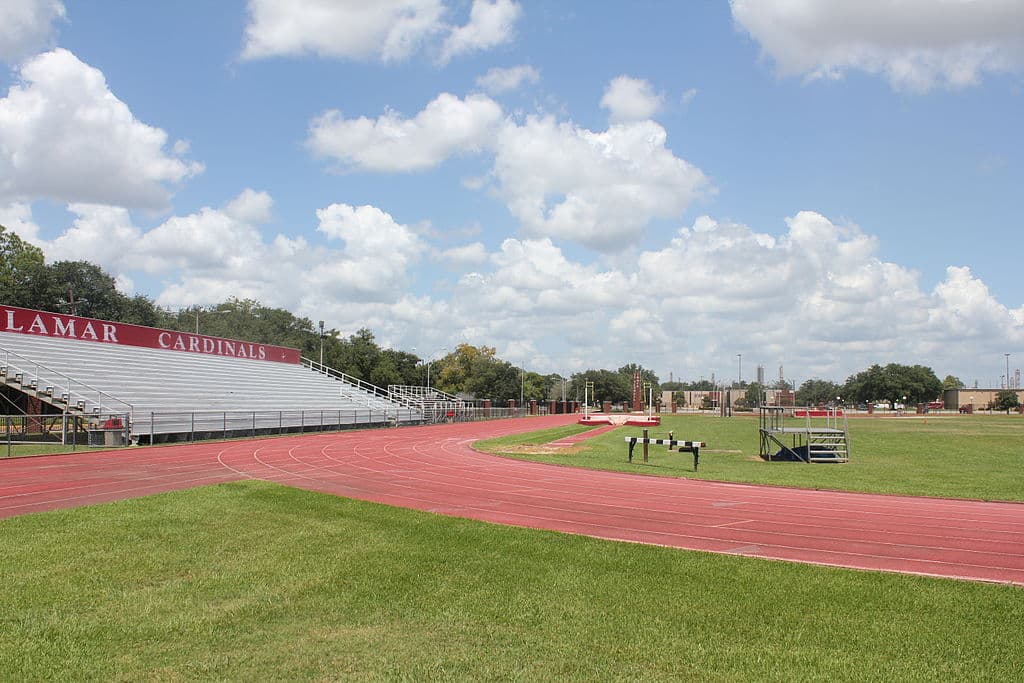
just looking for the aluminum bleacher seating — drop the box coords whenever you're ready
[0,330,421,441]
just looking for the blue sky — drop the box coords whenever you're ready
[1,0,1022,388]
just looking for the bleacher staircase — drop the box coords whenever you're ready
[758,405,850,463]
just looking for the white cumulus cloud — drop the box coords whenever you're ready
[0,202,43,244]
[47,204,143,272]
[0,49,202,208]
[491,116,712,249]
[241,0,521,64]
[438,242,489,267]
[0,0,65,63]
[731,0,1024,92]
[307,92,504,172]
[476,64,540,94]
[439,0,521,64]
[225,188,273,224]
[317,203,424,259]
[241,0,445,62]
[600,75,664,122]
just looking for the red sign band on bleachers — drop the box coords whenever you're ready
[0,305,302,364]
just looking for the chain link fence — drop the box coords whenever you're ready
[1,404,538,455]
[1,413,131,457]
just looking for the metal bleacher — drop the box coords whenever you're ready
[0,331,422,442]
[387,385,467,422]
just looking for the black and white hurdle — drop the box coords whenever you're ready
[624,429,706,471]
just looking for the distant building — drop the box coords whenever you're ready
[944,388,1024,411]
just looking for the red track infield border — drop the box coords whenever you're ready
[2,415,1022,585]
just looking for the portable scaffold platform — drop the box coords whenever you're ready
[758,405,850,463]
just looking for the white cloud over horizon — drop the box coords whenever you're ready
[9,196,1022,384]
[731,0,1024,91]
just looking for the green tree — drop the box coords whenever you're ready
[796,379,842,407]
[738,382,766,408]
[570,369,630,404]
[434,344,497,395]
[468,361,520,402]
[379,349,421,386]
[45,261,128,320]
[0,225,49,308]
[334,328,381,381]
[120,294,170,327]
[617,363,660,395]
[993,390,1020,413]
[430,344,526,401]
[942,375,965,390]
[173,299,321,355]
[842,363,942,407]
[369,353,402,389]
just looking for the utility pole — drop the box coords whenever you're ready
[520,366,524,407]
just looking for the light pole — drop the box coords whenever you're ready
[318,320,325,367]
[737,354,742,386]
[426,347,447,390]
[1006,354,1011,389]
[520,366,524,407]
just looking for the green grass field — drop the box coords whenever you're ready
[476,414,1024,501]
[0,481,1020,680]
[1,442,79,458]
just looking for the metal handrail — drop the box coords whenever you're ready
[0,346,134,416]
[300,358,420,414]
[387,384,461,403]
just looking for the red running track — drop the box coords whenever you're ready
[2,415,1023,585]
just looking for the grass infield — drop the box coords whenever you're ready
[2,443,79,458]
[0,481,1020,680]
[477,414,1024,501]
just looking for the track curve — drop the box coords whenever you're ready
[2,415,1022,585]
